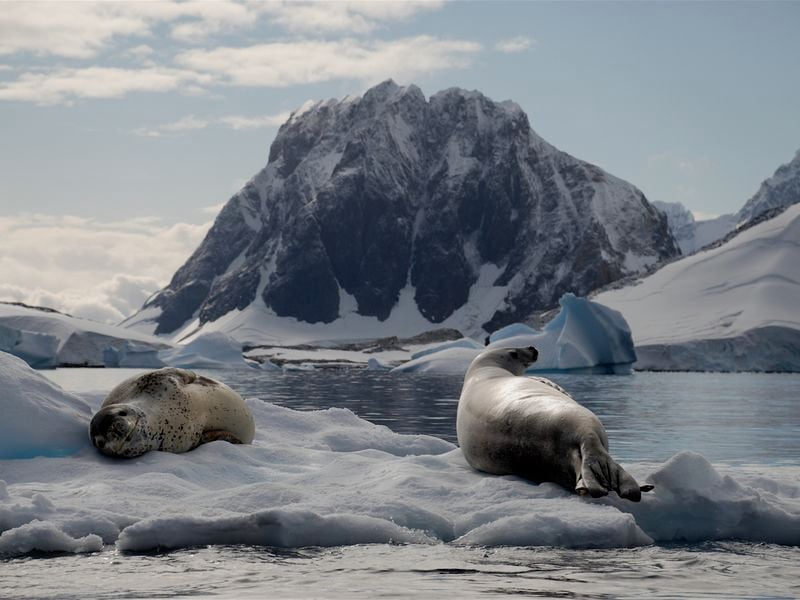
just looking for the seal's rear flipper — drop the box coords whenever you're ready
[577,449,644,502]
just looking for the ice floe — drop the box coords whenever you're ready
[1,350,798,557]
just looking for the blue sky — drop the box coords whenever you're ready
[1,0,799,322]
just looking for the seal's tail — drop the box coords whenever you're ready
[575,446,654,502]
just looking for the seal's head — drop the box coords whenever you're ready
[90,404,152,458]
[471,345,539,376]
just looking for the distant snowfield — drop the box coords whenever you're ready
[1,351,799,558]
[595,204,800,371]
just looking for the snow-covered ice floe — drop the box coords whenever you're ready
[393,294,635,375]
[2,350,798,557]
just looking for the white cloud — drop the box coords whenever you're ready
[0,213,211,323]
[258,1,445,34]
[219,112,291,130]
[0,66,213,105]
[201,202,226,215]
[177,36,481,88]
[1,35,479,105]
[133,112,289,137]
[495,36,536,54]
[0,1,447,59]
[0,3,155,58]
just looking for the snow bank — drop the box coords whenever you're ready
[1,361,798,557]
[393,294,635,375]
[611,452,800,546]
[0,351,91,459]
[158,331,253,369]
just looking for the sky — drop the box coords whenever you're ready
[1,0,799,323]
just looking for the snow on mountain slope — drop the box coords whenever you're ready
[126,80,677,343]
[594,204,800,371]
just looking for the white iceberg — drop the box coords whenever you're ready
[0,302,167,369]
[2,355,797,557]
[158,331,253,369]
[393,294,636,375]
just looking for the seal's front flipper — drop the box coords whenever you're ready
[640,484,655,493]
[201,429,244,445]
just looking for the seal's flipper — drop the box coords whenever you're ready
[577,450,643,502]
[640,484,655,493]
[200,430,244,445]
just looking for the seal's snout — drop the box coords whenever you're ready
[90,405,141,456]
[527,346,539,363]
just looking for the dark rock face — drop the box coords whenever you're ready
[137,81,679,336]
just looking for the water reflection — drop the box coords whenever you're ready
[220,370,800,466]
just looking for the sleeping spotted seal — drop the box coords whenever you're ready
[457,346,653,501]
[90,368,255,458]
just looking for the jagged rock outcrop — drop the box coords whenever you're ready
[131,81,679,338]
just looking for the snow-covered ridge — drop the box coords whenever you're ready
[129,79,677,343]
[595,203,800,371]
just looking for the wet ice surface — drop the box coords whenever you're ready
[3,367,799,598]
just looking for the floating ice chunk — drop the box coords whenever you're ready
[392,347,483,374]
[247,358,282,371]
[0,351,91,459]
[393,294,636,375]
[488,323,538,344]
[454,504,652,548]
[366,357,392,371]
[159,332,250,369]
[0,521,103,557]
[409,338,483,361]
[612,452,800,545]
[117,509,435,551]
[102,340,163,368]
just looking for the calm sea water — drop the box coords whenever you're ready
[4,369,799,599]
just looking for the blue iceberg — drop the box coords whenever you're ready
[393,294,636,375]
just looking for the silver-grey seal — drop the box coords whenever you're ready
[457,346,653,501]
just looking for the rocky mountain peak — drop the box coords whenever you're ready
[130,82,678,341]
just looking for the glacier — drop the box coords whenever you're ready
[1,349,799,558]
[393,294,636,375]
[594,203,800,372]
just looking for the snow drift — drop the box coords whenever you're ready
[2,352,798,558]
